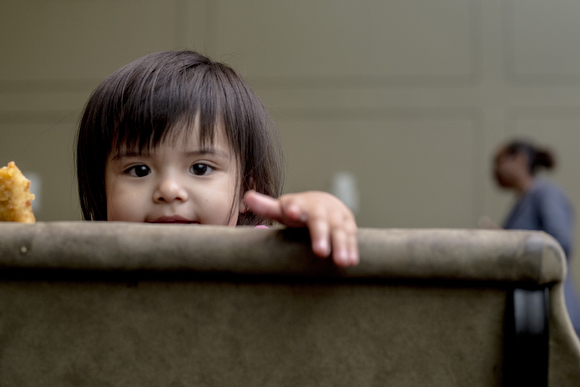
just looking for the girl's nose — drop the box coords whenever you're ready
[153,175,188,203]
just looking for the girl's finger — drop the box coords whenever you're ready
[329,209,357,266]
[346,227,360,265]
[284,202,306,223]
[330,228,350,266]
[307,216,331,258]
[279,196,308,225]
[338,213,359,265]
[243,191,284,222]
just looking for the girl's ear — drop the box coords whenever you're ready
[238,194,248,214]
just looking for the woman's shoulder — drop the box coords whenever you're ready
[531,177,572,205]
[533,177,565,194]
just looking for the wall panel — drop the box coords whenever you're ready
[276,110,476,228]
[0,118,81,221]
[210,0,479,87]
[506,0,580,83]
[0,0,183,85]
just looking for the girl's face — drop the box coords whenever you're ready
[105,126,242,226]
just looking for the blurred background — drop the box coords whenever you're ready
[1,0,580,285]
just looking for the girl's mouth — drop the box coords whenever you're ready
[148,216,198,224]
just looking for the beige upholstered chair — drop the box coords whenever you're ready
[0,222,579,386]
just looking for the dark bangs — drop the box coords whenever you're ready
[76,50,284,224]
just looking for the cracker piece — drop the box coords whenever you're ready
[0,162,36,223]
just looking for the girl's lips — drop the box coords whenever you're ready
[148,216,197,224]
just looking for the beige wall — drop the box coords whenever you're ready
[1,0,580,283]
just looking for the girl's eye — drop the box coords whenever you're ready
[190,163,213,176]
[127,165,150,177]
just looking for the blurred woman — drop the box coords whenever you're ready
[493,139,580,334]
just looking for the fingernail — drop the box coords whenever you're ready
[335,249,349,266]
[316,239,329,256]
[350,252,359,265]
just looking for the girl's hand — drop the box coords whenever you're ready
[243,190,359,267]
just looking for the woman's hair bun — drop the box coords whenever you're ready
[533,149,555,170]
[505,139,556,174]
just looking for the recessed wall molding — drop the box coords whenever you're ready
[0,111,79,125]
[271,107,480,122]
[504,106,580,136]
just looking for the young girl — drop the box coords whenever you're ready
[76,50,358,267]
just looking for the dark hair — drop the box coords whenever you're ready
[76,50,284,225]
[504,139,555,175]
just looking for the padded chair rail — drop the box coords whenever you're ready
[0,222,579,386]
[0,222,565,285]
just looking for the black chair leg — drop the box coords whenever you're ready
[503,287,549,386]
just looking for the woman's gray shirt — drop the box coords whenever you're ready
[503,177,580,332]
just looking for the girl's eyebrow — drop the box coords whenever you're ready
[112,148,229,160]
[184,149,230,158]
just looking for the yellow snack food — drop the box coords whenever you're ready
[0,162,35,223]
